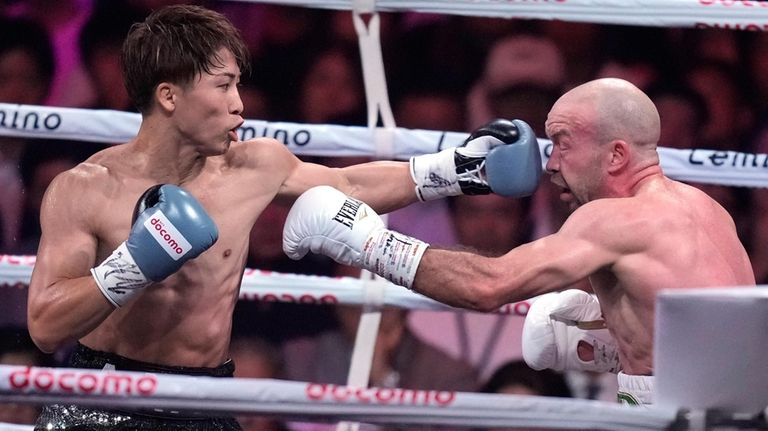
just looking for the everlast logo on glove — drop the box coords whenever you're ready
[332,197,363,229]
[144,211,192,260]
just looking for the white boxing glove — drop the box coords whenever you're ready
[521,290,621,374]
[283,186,429,288]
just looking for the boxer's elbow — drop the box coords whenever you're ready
[465,269,521,312]
[465,280,507,312]
[28,310,67,353]
[28,323,57,353]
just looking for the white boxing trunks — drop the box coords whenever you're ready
[617,372,654,406]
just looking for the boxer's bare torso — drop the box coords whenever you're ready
[562,175,753,375]
[31,139,293,366]
[30,134,414,367]
[415,174,753,375]
[411,78,754,377]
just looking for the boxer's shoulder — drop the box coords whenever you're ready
[225,137,297,171]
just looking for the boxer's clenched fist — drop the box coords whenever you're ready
[284,186,429,288]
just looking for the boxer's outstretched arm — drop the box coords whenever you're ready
[411,214,618,310]
[282,157,416,214]
[276,119,540,214]
[28,168,115,352]
[283,186,615,301]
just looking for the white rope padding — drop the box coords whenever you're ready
[231,0,768,29]
[0,424,32,431]
[0,255,533,315]
[1,103,767,188]
[0,365,680,431]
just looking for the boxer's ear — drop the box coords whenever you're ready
[607,140,629,174]
[155,82,176,112]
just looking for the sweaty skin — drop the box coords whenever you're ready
[411,78,754,375]
[27,49,416,367]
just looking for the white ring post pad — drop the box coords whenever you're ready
[655,287,768,414]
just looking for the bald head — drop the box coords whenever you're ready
[555,78,660,151]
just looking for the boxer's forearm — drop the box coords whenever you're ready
[411,248,510,312]
[339,161,418,213]
[28,276,114,353]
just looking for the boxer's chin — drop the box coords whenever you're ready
[559,188,574,203]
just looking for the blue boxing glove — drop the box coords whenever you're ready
[410,119,542,200]
[485,119,542,197]
[91,184,218,307]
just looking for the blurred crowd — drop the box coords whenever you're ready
[1,0,767,428]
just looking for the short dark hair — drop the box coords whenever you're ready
[122,4,250,113]
[480,359,572,398]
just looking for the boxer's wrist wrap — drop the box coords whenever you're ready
[410,149,461,201]
[91,242,151,308]
[361,229,428,289]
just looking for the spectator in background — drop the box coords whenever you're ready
[684,59,754,152]
[745,32,768,119]
[237,73,272,121]
[389,14,483,98]
[393,89,465,133]
[0,17,55,106]
[684,27,743,67]
[540,21,603,88]
[295,44,366,126]
[253,5,325,120]
[475,360,571,431]
[0,16,56,253]
[283,301,478,392]
[594,26,674,92]
[229,334,290,431]
[283,298,479,431]
[409,194,533,379]
[465,32,565,130]
[480,359,571,397]
[5,0,96,107]
[647,84,708,150]
[0,326,55,425]
[79,2,144,111]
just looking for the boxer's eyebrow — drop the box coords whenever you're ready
[214,72,239,80]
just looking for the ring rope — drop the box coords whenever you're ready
[0,0,768,430]
[229,0,768,30]
[1,103,767,188]
[0,255,533,315]
[0,364,680,431]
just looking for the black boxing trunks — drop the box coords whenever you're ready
[34,343,242,431]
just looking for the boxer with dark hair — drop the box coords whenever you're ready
[27,5,540,429]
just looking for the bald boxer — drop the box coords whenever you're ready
[26,5,540,429]
[284,78,755,406]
